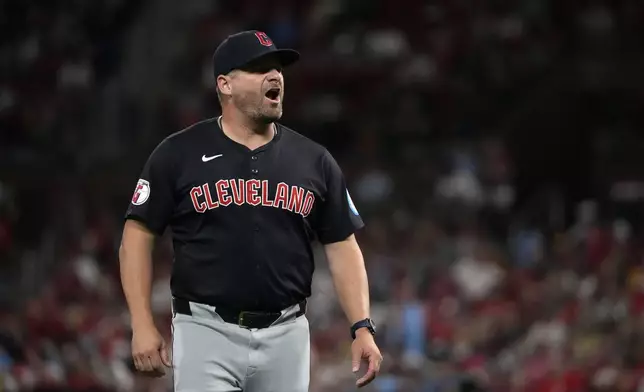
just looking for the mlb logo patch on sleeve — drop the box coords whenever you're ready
[132,179,151,205]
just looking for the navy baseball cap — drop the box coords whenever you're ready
[213,30,300,77]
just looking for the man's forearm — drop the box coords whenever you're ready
[119,222,156,329]
[325,236,370,324]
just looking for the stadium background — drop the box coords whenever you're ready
[1,0,644,391]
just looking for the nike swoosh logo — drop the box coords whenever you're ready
[202,154,223,162]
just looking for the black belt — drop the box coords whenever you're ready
[172,297,306,329]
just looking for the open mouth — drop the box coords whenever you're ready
[265,87,281,102]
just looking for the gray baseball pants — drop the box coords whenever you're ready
[171,299,311,392]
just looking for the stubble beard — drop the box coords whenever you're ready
[251,100,282,125]
[233,93,283,131]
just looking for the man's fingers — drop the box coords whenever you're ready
[351,348,361,373]
[356,355,381,388]
[160,341,172,367]
[139,357,165,377]
[356,365,376,387]
[145,355,157,372]
[133,356,144,372]
[160,347,172,367]
[137,355,152,372]
[133,351,166,376]
[373,353,383,373]
[148,353,165,374]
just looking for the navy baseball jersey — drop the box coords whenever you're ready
[125,117,364,311]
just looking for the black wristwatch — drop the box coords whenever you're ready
[350,318,376,339]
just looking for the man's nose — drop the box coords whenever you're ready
[266,68,282,78]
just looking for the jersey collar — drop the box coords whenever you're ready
[215,115,282,154]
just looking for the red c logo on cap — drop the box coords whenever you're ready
[255,32,273,47]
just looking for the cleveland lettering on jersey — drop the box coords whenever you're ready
[190,179,315,216]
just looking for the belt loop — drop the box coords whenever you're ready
[173,297,193,316]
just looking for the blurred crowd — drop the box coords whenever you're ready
[2,0,644,391]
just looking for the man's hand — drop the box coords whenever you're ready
[131,324,171,377]
[351,329,383,388]
[120,220,168,377]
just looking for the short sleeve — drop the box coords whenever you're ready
[124,140,176,235]
[314,150,365,244]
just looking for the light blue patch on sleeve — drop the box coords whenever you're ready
[346,189,359,216]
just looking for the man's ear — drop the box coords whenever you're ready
[216,75,233,97]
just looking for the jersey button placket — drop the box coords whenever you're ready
[250,153,260,233]
[250,153,259,176]
[248,152,263,305]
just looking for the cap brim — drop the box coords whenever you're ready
[273,49,300,68]
[247,49,300,69]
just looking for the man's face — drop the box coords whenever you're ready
[224,55,285,124]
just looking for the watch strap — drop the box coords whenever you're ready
[350,318,375,339]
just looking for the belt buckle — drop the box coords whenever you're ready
[238,311,249,328]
